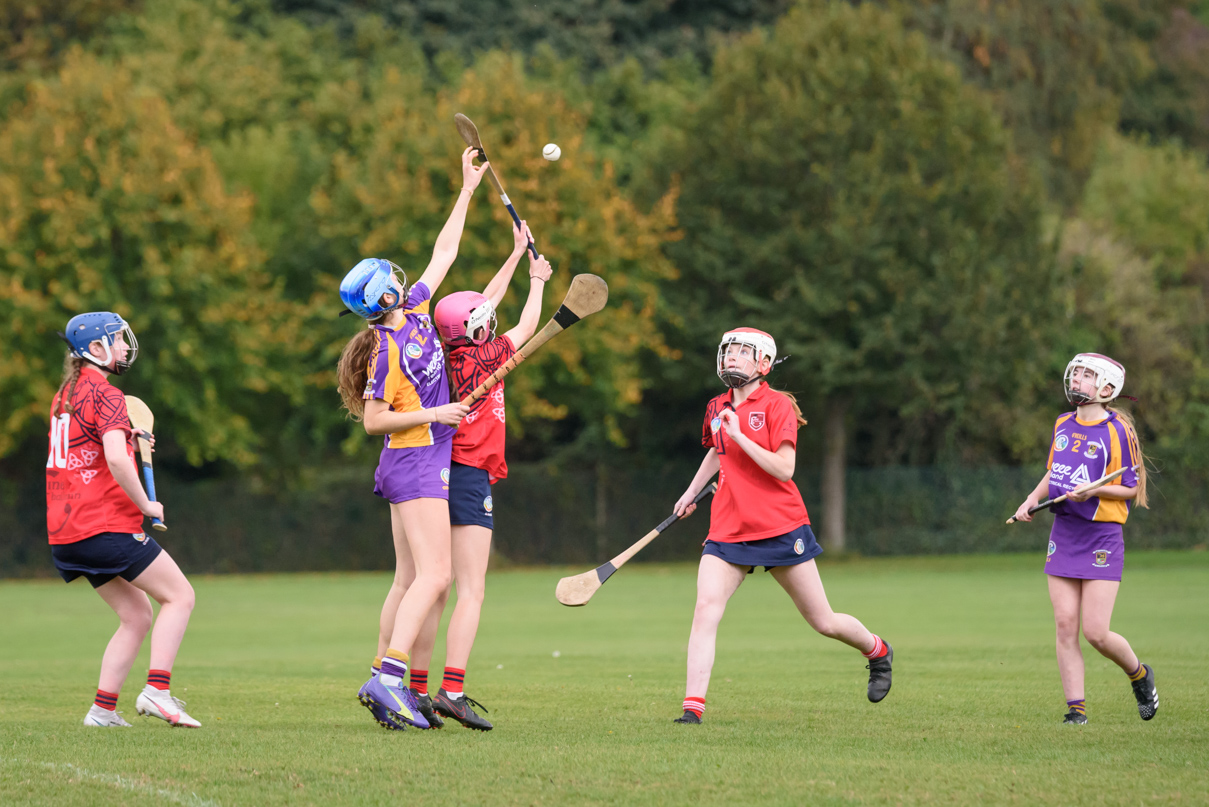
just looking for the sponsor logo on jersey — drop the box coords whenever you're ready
[405,343,423,359]
[1092,549,1112,568]
[710,417,722,434]
[423,348,445,383]
[793,537,805,555]
[1047,540,1056,557]
[1069,464,1092,487]
[484,496,493,514]
[1054,434,1069,451]
[749,412,765,431]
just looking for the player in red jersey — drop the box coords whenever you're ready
[397,221,551,730]
[47,313,199,728]
[669,328,893,723]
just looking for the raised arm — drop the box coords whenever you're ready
[482,221,531,308]
[502,251,552,347]
[416,147,489,294]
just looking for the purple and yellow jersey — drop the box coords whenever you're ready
[363,282,455,448]
[1046,411,1139,524]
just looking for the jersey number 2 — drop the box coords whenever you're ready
[47,413,70,469]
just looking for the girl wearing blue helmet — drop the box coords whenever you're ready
[337,147,486,730]
[48,313,200,728]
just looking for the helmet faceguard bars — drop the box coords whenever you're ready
[1064,353,1125,406]
[716,328,777,389]
[434,291,497,346]
[339,259,408,320]
[63,312,139,375]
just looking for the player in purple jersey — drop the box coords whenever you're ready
[1013,353,1158,725]
[336,147,486,730]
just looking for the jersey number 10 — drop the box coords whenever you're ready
[47,413,70,469]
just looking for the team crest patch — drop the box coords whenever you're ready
[132,533,148,545]
[440,468,450,485]
[1092,549,1112,568]
[417,314,432,330]
[710,417,722,434]
[1084,442,1101,459]
[1054,434,1069,451]
[484,496,493,514]
[1047,540,1056,557]
[749,412,766,431]
[793,538,805,555]
[405,343,423,359]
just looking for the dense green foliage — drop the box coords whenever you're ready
[2,555,1207,804]
[2,0,1209,560]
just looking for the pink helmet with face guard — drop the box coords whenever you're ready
[435,291,497,346]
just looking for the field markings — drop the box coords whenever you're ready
[1,757,220,807]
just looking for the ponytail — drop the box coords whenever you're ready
[53,352,87,417]
[769,386,808,427]
[1108,404,1149,509]
[336,327,379,420]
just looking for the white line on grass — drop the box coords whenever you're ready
[1,758,220,807]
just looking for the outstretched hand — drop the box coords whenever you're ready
[529,253,552,282]
[462,147,488,193]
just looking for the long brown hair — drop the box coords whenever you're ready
[53,353,88,417]
[769,386,808,427]
[1107,404,1149,508]
[336,327,379,420]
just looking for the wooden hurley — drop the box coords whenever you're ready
[124,395,166,532]
[555,482,718,607]
[1006,464,1140,524]
[460,274,608,406]
[454,112,538,259]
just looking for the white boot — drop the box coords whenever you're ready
[135,685,201,728]
[83,704,132,727]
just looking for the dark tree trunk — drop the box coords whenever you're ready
[821,398,847,551]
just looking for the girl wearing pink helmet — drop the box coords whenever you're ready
[670,328,893,724]
[400,221,551,731]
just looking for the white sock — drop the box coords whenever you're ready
[445,690,463,700]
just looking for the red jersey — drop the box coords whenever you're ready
[46,366,144,544]
[701,382,809,542]
[448,335,516,482]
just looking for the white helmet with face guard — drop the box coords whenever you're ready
[717,328,777,389]
[1064,353,1125,405]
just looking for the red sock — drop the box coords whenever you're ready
[683,696,705,717]
[862,635,887,659]
[147,669,171,691]
[441,667,465,693]
[410,669,429,695]
[94,689,119,711]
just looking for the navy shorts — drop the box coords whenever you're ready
[702,524,822,573]
[448,462,494,529]
[50,531,163,588]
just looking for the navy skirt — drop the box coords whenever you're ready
[702,524,822,573]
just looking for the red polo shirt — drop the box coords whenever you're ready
[701,382,810,542]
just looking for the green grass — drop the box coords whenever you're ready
[2,552,1207,806]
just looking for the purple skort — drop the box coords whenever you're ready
[1045,514,1125,582]
[374,440,452,503]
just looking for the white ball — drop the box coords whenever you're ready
[542,143,561,161]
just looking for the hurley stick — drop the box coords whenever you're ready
[1006,464,1140,524]
[555,482,718,607]
[124,395,167,532]
[454,113,538,259]
[460,274,608,406]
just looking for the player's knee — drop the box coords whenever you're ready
[122,600,155,635]
[1054,615,1079,638]
[692,597,725,624]
[1082,626,1109,649]
[810,616,841,638]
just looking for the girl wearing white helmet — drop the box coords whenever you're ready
[336,147,486,731]
[670,328,893,724]
[1012,353,1157,725]
[385,220,552,731]
[48,313,200,728]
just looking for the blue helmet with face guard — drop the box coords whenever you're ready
[60,312,139,375]
[339,259,408,320]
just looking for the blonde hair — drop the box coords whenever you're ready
[53,353,88,417]
[769,386,808,427]
[1107,404,1148,508]
[336,327,378,420]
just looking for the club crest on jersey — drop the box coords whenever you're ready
[1054,434,1069,452]
[1092,549,1112,568]
[793,538,805,555]
[417,314,432,330]
[749,412,766,431]
[405,343,423,359]
[710,416,722,434]
[1047,540,1056,558]
[484,496,493,514]
[1084,442,1101,459]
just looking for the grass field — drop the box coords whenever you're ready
[1,552,1207,806]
